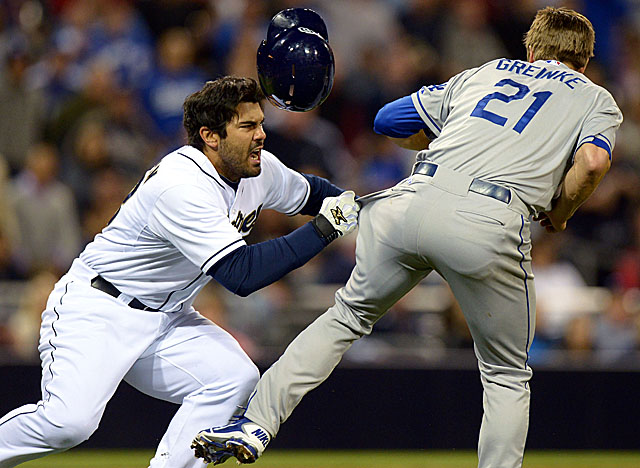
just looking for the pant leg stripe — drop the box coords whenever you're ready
[516,215,531,374]
[43,281,72,402]
[0,403,45,428]
[0,282,74,429]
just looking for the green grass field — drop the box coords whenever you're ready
[19,450,640,468]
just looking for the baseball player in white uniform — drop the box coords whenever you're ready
[193,8,623,468]
[0,76,358,468]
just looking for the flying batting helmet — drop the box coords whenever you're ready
[257,11,334,112]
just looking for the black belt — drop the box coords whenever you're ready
[412,161,511,204]
[90,275,159,311]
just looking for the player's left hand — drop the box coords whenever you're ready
[321,190,360,235]
[312,190,360,242]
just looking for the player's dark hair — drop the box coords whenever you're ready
[524,6,594,70]
[183,76,265,150]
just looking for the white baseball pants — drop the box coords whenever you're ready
[0,259,259,468]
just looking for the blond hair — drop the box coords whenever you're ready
[524,6,595,70]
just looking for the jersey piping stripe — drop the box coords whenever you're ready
[577,135,612,159]
[177,152,226,190]
[288,177,311,215]
[201,238,245,270]
[597,133,612,148]
[0,281,72,429]
[590,137,612,159]
[578,134,611,151]
[516,216,531,383]
[156,272,204,311]
[412,92,442,134]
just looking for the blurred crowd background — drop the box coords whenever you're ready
[0,0,639,369]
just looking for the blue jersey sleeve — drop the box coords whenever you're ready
[207,222,327,296]
[373,95,431,138]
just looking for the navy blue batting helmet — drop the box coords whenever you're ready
[265,8,328,45]
[257,11,334,112]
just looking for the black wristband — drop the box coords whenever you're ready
[311,214,340,243]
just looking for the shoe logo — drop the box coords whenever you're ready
[330,206,348,225]
[251,428,270,447]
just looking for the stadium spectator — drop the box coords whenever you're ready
[611,204,640,290]
[30,0,96,105]
[593,288,639,364]
[139,27,206,151]
[0,155,21,280]
[0,38,45,174]
[439,0,508,77]
[46,59,120,149]
[59,117,116,214]
[357,133,414,193]
[9,142,82,276]
[223,1,270,78]
[562,314,594,366]
[531,235,588,343]
[263,109,351,183]
[0,0,638,371]
[85,0,153,91]
[80,166,131,243]
[6,269,58,363]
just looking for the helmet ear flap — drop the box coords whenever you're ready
[257,16,334,112]
[257,39,287,111]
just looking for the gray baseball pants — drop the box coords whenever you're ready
[246,163,535,468]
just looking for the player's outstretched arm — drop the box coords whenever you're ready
[209,191,359,297]
[536,143,610,233]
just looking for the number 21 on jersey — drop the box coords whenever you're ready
[470,78,552,134]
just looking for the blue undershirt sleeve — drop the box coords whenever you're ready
[207,222,327,297]
[373,95,429,138]
[298,173,343,216]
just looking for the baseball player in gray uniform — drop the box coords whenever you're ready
[0,76,358,468]
[193,7,622,468]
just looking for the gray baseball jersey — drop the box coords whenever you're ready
[412,58,622,212]
[242,59,622,468]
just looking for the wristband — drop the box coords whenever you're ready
[311,214,339,243]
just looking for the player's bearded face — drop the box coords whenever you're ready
[218,102,266,182]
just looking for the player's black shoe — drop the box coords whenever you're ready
[192,417,271,464]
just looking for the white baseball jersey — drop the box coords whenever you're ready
[411,58,623,212]
[79,145,311,312]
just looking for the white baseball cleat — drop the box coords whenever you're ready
[192,417,271,464]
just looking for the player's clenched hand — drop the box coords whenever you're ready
[534,212,567,233]
[311,191,360,242]
[320,190,360,236]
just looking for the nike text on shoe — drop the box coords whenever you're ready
[192,417,271,464]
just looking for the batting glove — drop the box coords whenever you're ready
[311,190,360,243]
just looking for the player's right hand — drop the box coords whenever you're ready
[534,212,567,233]
[312,190,360,241]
